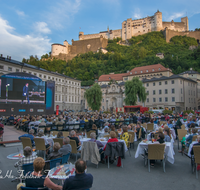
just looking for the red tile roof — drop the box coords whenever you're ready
[98,64,172,82]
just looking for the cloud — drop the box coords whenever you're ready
[16,10,25,17]
[0,16,51,61]
[168,12,185,21]
[133,8,142,19]
[45,0,81,29]
[34,22,51,34]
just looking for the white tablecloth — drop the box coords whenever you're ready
[188,141,198,157]
[147,129,176,141]
[135,142,174,164]
[80,138,128,151]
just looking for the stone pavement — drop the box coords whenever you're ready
[0,140,200,190]
[2,125,25,143]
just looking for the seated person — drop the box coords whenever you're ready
[19,129,35,147]
[163,126,171,142]
[14,146,37,168]
[24,157,62,190]
[87,124,98,137]
[103,131,118,151]
[37,129,51,154]
[135,122,145,139]
[59,137,72,155]
[39,118,46,126]
[167,120,173,128]
[89,132,104,163]
[190,135,200,155]
[186,128,198,146]
[150,133,165,166]
[103,122,109,131]
[120,125,129,146]
[57,131,64,138]
[47,142,63,160]
[69,130,81,150]
[63,159,93,190]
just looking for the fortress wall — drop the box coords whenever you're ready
[72,37,108,54]
[79,33,108,40]
[163,28,200,42]
[163,22,186,32]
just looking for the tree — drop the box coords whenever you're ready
[84,83,102,111]
[124,77,147,105]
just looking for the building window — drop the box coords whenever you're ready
[159,82,162,85]
[48,76,51,79]
[172,89,175,93]
[165,81,168,85]
[147,98,149,103]
[191,90,192,95]
[194,98,196,103]
[152,69,154,71]
[171,80,174,84]
[141,71,143,73]
[191,98,193,103]
[153,82,155,86]
[55,86,57,91]
[159,97,162,102]
[135,71,137,74]
[59,95,60,101]
[29,72,32,74]
[23,70,26,73]
[44,75,46,79]
[146,83,149,87]
[0,65,3,70]
[158,68,161,71]
[39,74,42,77]
[188,82,190,86]
[194,91,195,96]
[8,67,12,71]
[153,98,156,102]
[59,79,61,82]
[34,73,37,76]
[172,97,175,102]
[165,97,168,102]
[55,95,57,101]
[146,91,149,95]
[153,90,156,95]
[189,90,190,95]
[181,88,182,94]
[181,97,183,101]
[146,70,148,72]
[16,69,20,72]
[165,89,168,94]
[102,99,104,102]
[159,90,162,94]
[189,98,190,103]
[62,80,64,82]
[180,80,182,84]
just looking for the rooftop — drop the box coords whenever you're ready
[179,70,200,75]
[0,57,80,82]
[142,74,197,83]
[98,64,171,82]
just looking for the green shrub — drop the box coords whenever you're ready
[163,110,173,115]
[183,110,195,115]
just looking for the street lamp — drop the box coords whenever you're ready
[6,84,10,103]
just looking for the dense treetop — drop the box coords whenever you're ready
[22,31,200,86]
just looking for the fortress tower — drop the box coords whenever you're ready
[154,10,163,31]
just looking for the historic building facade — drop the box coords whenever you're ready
[0,56,81,111]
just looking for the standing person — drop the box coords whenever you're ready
[22,83,29,104]
[0,120,5,146]
[63,159,93,190]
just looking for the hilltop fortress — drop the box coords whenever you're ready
[51,10,200,61]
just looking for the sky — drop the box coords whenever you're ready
[0,0,199,62]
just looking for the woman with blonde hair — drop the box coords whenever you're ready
[24,157,62,189]
[163,125,171,142]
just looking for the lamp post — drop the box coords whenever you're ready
[6,84,10,104]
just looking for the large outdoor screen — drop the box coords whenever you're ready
[0,77,45,104]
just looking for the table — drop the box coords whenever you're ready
[135,141,174,164]
[188,141,198,157]
[48,164,75,184]
[7,151,37,160]
[80,138,128,151]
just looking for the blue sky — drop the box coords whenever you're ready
[0,0,199,61]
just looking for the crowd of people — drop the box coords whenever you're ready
[1,110,200,189]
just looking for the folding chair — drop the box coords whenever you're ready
[70,140,79,161]
[177,129,187,150]
[51,131,58,136]
[50,157,62,169]
[53,138,63,147]
[127,134,132,156]
[193,146,200,179]
[62,153,70,164]
[86,130,96,138]
[34,138,47,160]
[20,137,32,149]
[22,163,34,176]
[192,135,198,142]
[147,144,166,172]
[147,123,154,132]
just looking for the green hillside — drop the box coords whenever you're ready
[23,31,200,86]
